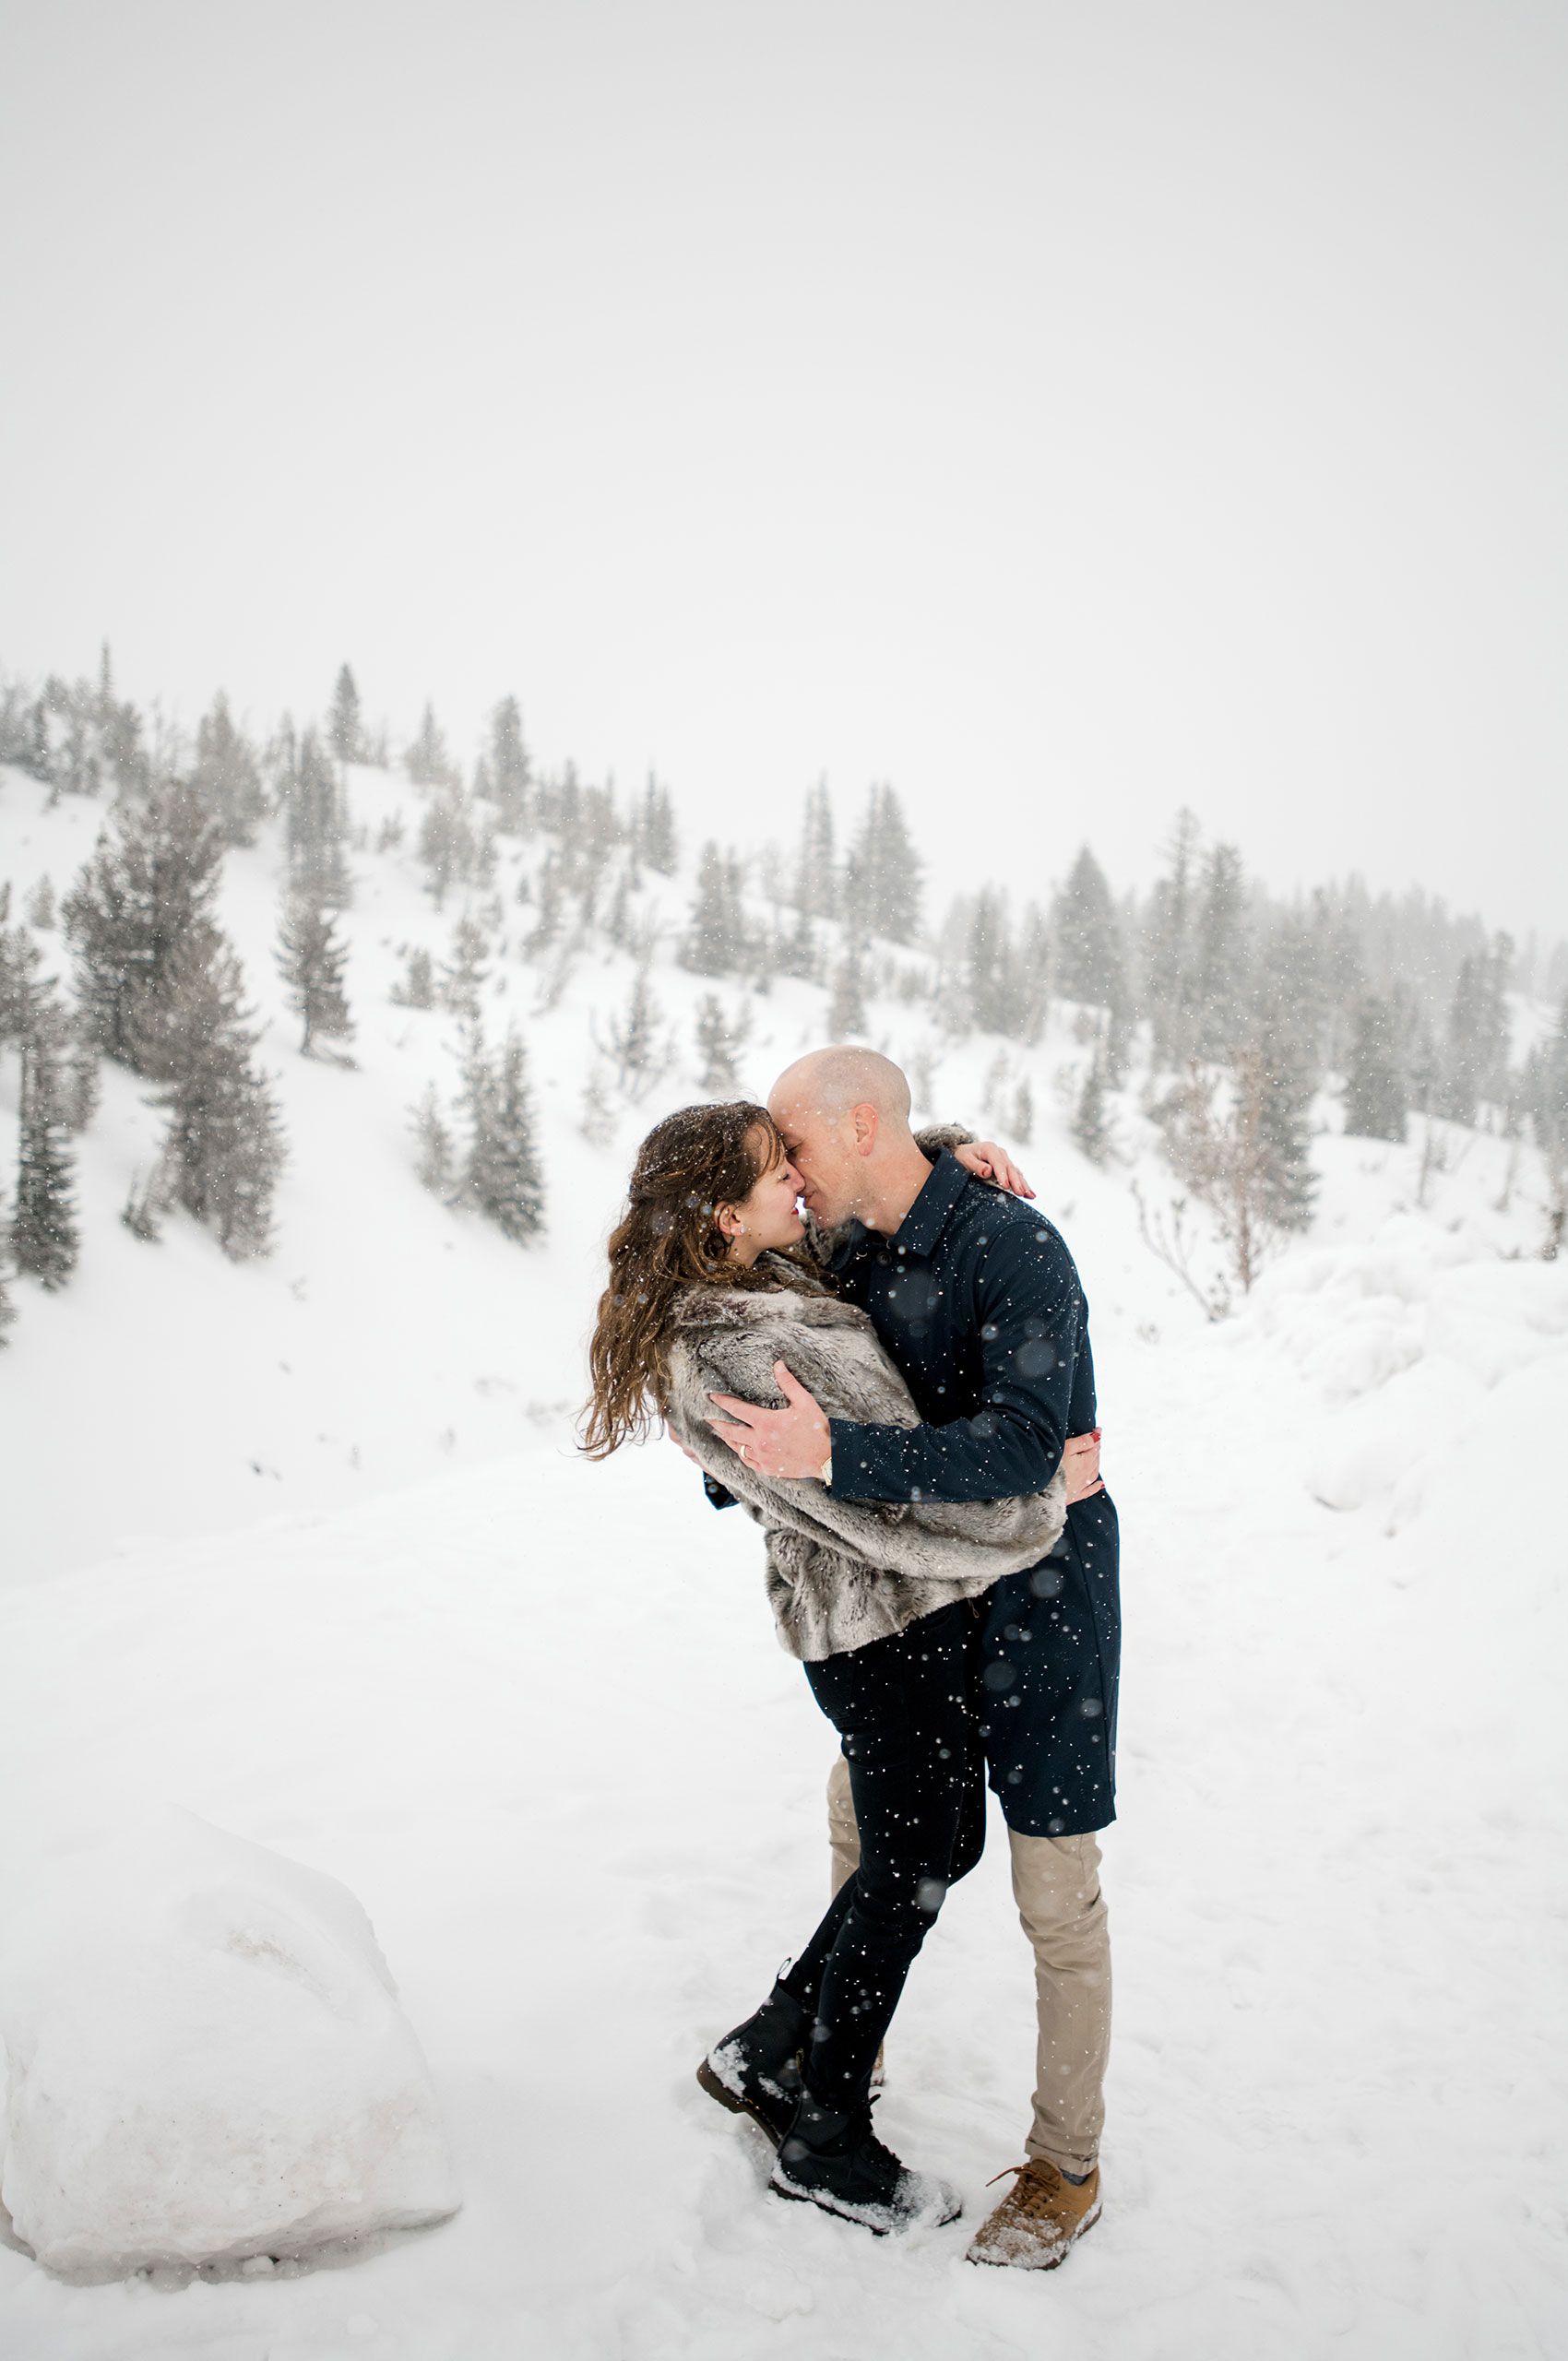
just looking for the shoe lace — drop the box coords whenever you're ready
[985,2159,1063,2215]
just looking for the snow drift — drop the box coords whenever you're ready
[0,1808,460,2282]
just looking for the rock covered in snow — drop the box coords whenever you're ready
[0,1809,460,2281]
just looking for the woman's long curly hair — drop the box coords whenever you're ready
[580,1099,811,1460]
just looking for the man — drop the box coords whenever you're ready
[704,1047,1118,2272]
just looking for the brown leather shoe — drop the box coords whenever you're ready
[965,2158,1101,2270]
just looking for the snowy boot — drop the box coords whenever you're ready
[695,1979,808,2146]
[769,2091,961,2235]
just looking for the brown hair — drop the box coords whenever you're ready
[579,1099,806,1460]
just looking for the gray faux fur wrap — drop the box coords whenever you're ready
[663,1233,1069,1662]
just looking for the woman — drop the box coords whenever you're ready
[582,1099,1093,2236]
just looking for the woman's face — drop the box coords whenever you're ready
[719,1128,806,1257]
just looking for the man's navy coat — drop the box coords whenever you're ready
[709,1148,1120,1835]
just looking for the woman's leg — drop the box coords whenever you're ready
[778,1601,984,2111]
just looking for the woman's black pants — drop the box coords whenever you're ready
[778,1599,986,2112]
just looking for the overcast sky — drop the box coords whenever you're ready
[2,1,1562,955]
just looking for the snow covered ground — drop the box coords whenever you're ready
[3,763,1566,2356]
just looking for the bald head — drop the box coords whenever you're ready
[767,1046,932,1233]
[771,1046,913,1130]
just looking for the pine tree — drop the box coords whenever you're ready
[410,1082,454,1195]
[146,934,288,1259]
[600,967,666,1098]
[681,843,748,975]
[965,889,1028,1037]
[1071,1042,1111,1166]
[1051,846,1126,1016]
[282,728,352,906]
[193,692,267,848]
[633,773,678,873]
[1443,931,1513,1126]
[844,783,922,943]
[826,934,869,1038]
[1342,993,1408,1142]
[328,665,365,765]
[406,702,456,789]
[24,877,54,930]
[479,695,531,832]
[695,991,753,1092]
[461,1024,545,1241]
[1012,1075,1035,1145]
[439,913,490,1019]
[1192,842,1249,1061]
[275,886,354,1055]
[1141,808,1201,1065]
[418,782,477,908]
[1249,996,1319,1233]
[10,993,79,1288]
[62,776,226,1073]
[391,945,436,1008]
[795,778,838,919]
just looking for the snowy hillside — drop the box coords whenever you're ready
[3,757,1566,2356]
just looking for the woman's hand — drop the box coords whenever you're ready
[956,1139,1036,1200]
[1063,1430,1104,1503]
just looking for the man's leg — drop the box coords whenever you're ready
[1008,1825,1111,2177]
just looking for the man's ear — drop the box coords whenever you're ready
[851,1101,879,1157]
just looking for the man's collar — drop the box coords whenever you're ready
[885,1147,969,1259]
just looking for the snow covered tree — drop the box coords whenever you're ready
[1250,995,1319,1233]
[477,695,531,833]
[1071,1040,1111,1166]
[410,1082,454,1196]
[1192,842,1249,1061]
[460,1024,545,1241]
[964,888,1028,1038]
[826,933,869,1038]
[284,729,352,907]
[1342,992,1408,1142]
[1140,808,1201,1066]
[695,991,753,1092]
[794,777,838,919]
[24,877,54,930]
[439,912,491,1020]
[391,945,436,1008]
[327,664,365,765]
[600,966,668,1099]
[1443,932,1513,1126]
[418,782,478,908]
[844,783,922,944]
[1051,846,1127,1019]
[681,843,749,975]
[193,692,267,848]
[632,773,678,874]
[9,991,78,1288]
[62,776,225,1074]
[146,935,287,1260]
[405,702,457,789]
[275,886,354,1056]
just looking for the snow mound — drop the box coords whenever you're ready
[0,1809,461,2282]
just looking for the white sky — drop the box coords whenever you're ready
[1,0,1562,955]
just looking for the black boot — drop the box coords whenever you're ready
[769,2090,962,2235]
[695,1978,808,2146]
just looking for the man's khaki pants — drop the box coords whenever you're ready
[826,1750,1111,2177]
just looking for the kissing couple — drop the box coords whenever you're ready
[582,1045,1118,2268]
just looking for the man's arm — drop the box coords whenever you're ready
[828,1223,1082,1507]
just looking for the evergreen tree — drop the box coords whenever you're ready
[1193,841,1249,1061]
[844,783,922,943]
[406,702,456,789]
[681,842,749,975]
[328,665,365,765]
[1012,1074,1035,1145]
[391,945,436,1008]
[1249,995,1319,1233]
[826,933,869,1038]
[695,991,753,1092]
[193,692,267,848]
[410,1082,454,1195]
[275,886,354,1055]
[633,773,678,874]
[146,934,288,1259]
[283,728,352,906]
[1051,846,1126,1015]
[1141,808,1201,1065]
[1071,1042,1111,1166]
[439,912,491,1020]
[460,1024,545,1241]
[478,694,531,833]
[418,782,478,908]
[794,778,838,919]
[600,966,666,1098]
[10,991,78,1287]
[62,776,225,1073]
[965,888,1028,1037]
[1342,992,1408,1142]
[25,877,54,930]
[1443,931,1513,1125]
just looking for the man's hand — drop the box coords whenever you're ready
[706,1360,831,1480]
[1063,1429,1104,1503]
[956,1138,1036,1200]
